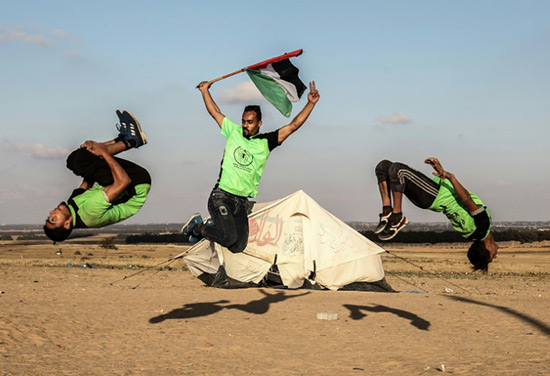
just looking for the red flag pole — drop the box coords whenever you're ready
[197,49,303,88]
[246,49,303,70]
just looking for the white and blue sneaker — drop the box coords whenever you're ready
[181,213,203,238]
[116,109,148,149]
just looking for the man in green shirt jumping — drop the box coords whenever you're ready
[44,110,151,242]
[181,80,320,253]
[374,158,499,271]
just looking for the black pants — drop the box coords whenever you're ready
[66,148,151,189]
[203,188,249,253]
[375,160,439,209]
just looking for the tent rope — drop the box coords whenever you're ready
[108,258,176,286]
[108,241,207,287]
[386,272,428,293]
[129,259,178,289]
[385,250,472,294]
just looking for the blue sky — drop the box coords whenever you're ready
[1,0,549,224]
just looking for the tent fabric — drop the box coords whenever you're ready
[181,190,391,291]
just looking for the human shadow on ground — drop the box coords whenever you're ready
[225,290,309,314]
[149,290,310,323]
[343,304,431,331]
[445,295,550,336]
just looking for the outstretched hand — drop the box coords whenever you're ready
[81,140,107,158]
[424,157,452,181]
[307,81,320,104]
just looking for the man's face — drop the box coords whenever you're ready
[241,111,262,137]
[45,203,70,230]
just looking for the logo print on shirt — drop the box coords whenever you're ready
[234,147,254,166]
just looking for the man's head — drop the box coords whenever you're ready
[467,233,499,271]
[44,202,73,242]
[242,105,262,137]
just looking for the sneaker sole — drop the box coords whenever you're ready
[378,217,408,241]
[124,110,148,146]
[181,213,201,236]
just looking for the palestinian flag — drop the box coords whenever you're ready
[245,50,306,117]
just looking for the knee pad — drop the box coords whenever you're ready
[228,239,248,254]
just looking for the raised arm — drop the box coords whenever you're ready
[80,141,131,202]
[277,81,320,144]
[198,81,225,128]
[425,157,479,213]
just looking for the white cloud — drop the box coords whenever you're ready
[8,142,70,159]
[378,112,412,125]
[52,28,81,43]
[217,81,266,104]
[0,25,80,49]
[0,25,48,46]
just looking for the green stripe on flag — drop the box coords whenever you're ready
[246,69,292,117]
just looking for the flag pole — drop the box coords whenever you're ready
[196,68,246,88]
[196,49,303,88]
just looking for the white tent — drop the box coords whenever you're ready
[180,190,391,291]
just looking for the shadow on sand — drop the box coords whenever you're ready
[343,303,431,330]
[149,290,310,323]
[445,295,550,336]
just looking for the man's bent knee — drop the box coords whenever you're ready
[66,148,97,174]
[228,239,248,254]
[375,160,393,183]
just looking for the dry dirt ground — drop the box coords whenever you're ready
[1,239,549,375]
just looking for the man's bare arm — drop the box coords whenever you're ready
[425,157,479,213]
[198,81,225,128]
[81,141,131,202]
[78,180,90,190]
[278,81,320,144]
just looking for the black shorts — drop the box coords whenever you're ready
[66,148,151,187]
[375,160,439,209]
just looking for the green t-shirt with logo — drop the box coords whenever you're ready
[217,117,279,198]
[428,176,491,240]
[67,183,150,228]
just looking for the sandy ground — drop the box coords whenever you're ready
[1,240,549,375]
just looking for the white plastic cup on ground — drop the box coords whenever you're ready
[316,312,338,321]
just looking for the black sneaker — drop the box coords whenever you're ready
[116,110,148,149]
[378,214,408,241]
[374,211,392,234]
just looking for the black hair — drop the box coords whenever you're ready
[244,105,262,121]
[467,240,491,272]
[43,224,72,242]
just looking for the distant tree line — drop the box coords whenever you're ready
[492,228,550,243]
[5,227,549,244]
[360,229,550,244]
[125,232,189,244]
[122,228,550,245]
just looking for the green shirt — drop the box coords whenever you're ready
[217,117,278,198]
[67,183,150,228]
[428,176,491,240]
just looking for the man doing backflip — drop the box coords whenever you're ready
[44,110,151,242]
[374,157,498,271]
[181,80,320,253]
